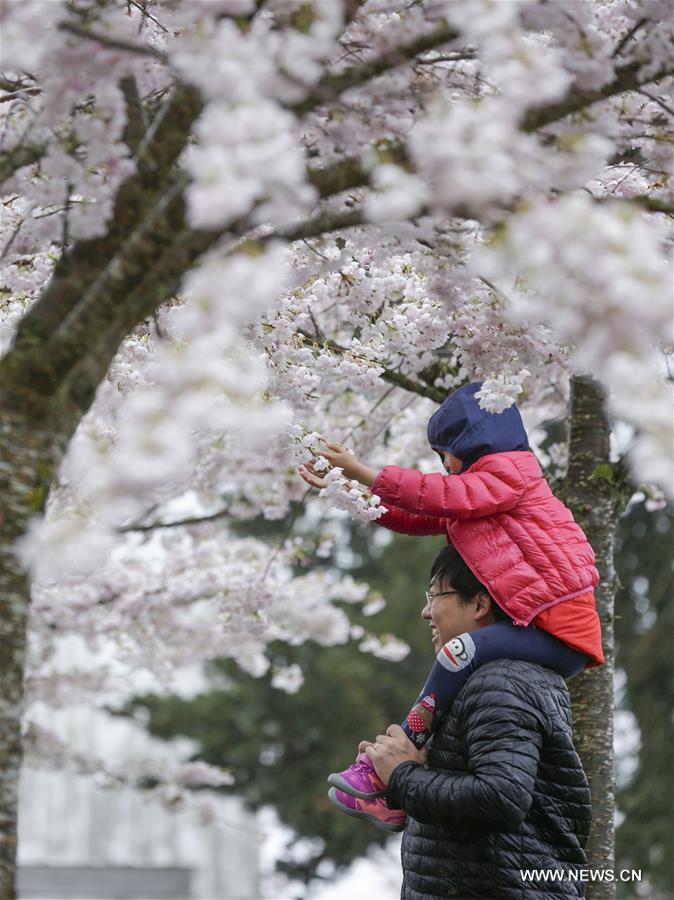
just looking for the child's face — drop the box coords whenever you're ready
[435,450,462,474]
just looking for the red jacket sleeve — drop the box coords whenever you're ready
[376,503,448,536]
[372,457,527,520]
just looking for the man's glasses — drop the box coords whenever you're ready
[425,589,460,605]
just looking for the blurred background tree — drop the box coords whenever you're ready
[614,502,673,899]
[122,523,442,883]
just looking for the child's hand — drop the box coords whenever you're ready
[297,460,328,490]
[317,441,378,487]
[317,442,355,473]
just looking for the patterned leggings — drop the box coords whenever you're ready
[402,621,587,747]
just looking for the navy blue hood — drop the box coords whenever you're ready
[427,382,529,472]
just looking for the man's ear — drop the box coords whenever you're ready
[473,591,493,621]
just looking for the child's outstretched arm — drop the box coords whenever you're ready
[297,444,447,536]
[302,442,378,487]
[374,457,527,520]
[375,504,447,535]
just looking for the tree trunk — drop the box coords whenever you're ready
[0,407,62,900]
[563,375,629,900]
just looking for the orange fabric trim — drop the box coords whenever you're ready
[533,592,604,667]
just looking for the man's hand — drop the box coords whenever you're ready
[363,724,428,785]
[297,441,378,489]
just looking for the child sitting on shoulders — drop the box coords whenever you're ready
[299,382,602,829]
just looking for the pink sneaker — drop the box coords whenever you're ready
[328,787,405,832]
[327,753,387,799]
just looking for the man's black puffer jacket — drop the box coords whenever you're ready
[387,660,592,900]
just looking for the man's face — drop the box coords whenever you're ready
[422,578,480,650]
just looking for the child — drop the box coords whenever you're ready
[298,382,603,829]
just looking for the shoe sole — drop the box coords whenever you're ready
[327,772,387,799]
[327,787,404,833]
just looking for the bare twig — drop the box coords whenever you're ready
[340,384,396,445]
[365,391,420,448]
[612,17,649,58]
[58,21,167,62]
[128,0,169,33]
[416,50,476,66]
[308,308,325,340]
[637,89,674,119]
[119,507,230,533]
[0,87,41,104]
[0,76,28,92]
[261,488,313,581]
[300,238,332,262]
[0,208,26,262]
[61,183,72,249]
[477,276,510,303]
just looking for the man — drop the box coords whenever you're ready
[364,546,592,899]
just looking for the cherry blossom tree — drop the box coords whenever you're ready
[1,1,672,897]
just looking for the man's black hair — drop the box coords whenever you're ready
[430,545,509,621]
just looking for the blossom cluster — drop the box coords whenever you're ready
[472,194,673,479]
[168,1,343,229]
[26,525,382,711]
[286,426,385,524]
[0,1,154,334]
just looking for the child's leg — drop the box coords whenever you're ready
[402,621,587,747]
[328,621,587,804]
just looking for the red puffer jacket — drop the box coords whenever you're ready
[372,450,600,629]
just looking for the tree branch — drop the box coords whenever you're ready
[58,21,167,62]
[306,154,373,197]
[305,56,674,198]
[36,174,188,387]
[18,22,660,403]
[608,195,674,215]
[127,0,169,33]
[522,61,674,132]
[565,375,611,485]
[637,88,674,119]
[8,34,409,383]
[295,329,445,402]
[0,76,32,92]
[641,197,674,215]
[119,508,230,532]
[289,20,460,116]
[415,50,477,65]
[120,75,148,154]
[6,84,202,365]
[0,87,41,104]
[611,18,649,58]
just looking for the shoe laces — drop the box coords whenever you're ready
[350,759,374,777]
